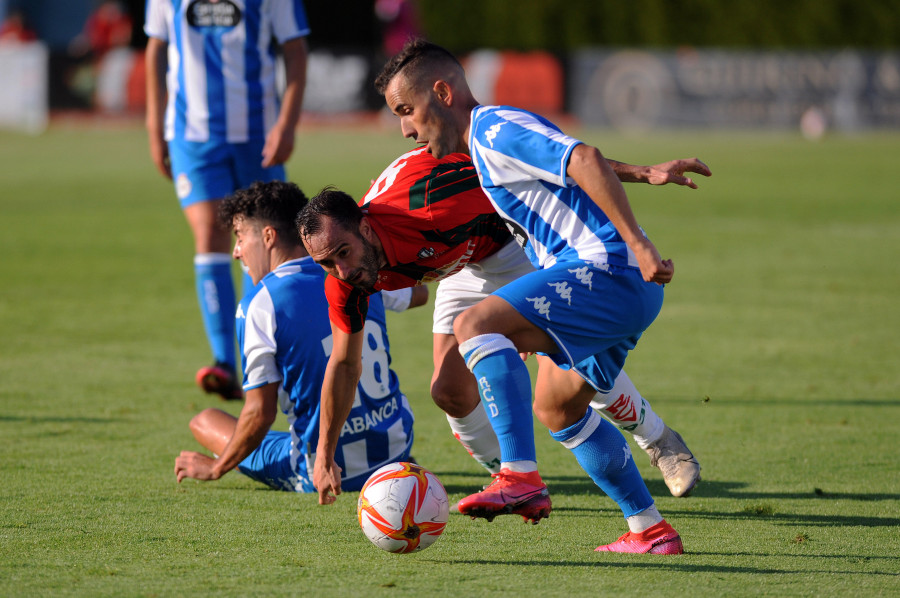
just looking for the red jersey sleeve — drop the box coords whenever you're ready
[324,274,373,334]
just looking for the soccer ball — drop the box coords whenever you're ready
[357,462,449,553]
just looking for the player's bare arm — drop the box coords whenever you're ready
[607,157,712,189]
[144,36,171,179]
[568,144,674,284]
[262,37,308,168]
[174,383,278,482]
[314,323,365,505]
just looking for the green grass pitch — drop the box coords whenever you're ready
[1,122,898,596]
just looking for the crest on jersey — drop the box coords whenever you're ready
[176,173,192,199]
[187,0,242,28]
[417,247,435,259]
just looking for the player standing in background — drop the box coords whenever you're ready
[374,39,712,553]
[174,181,418,492]
[297,147,704,519]
[144,0,309,399]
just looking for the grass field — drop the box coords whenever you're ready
[1,120,899,597]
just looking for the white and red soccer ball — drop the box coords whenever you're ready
[357,462,449,553]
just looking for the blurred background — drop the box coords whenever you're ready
[1,0,898,136]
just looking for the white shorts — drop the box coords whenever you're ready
[432,240,535,335]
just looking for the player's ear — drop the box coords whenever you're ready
[262,225,277,248]
[433,80,452,106]
[359,216,373,240]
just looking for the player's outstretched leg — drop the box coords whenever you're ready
[456,333,550,524]
[550,408,683,554]
[590,371,700,497]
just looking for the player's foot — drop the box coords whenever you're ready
[594,520,684,554]
[644,426,700,497]
[195,362,243,401]
[456,469,551,524]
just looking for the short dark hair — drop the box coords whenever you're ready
[295,187,363,241]
[219,180,308,245]
[374,38,462,95]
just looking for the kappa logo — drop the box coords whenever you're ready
[484,122,506,148]
[417,247,435,259]
[526,296,552,320]
[621,442,633,467]
[568,266,593,290]
[547,281,572,305]
[235,303,246,319]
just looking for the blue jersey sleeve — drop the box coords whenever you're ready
[470,106,582,188]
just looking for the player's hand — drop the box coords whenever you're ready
[261,123,295,168]
[633,240,674,285]
[149,133,172,179]
[174,451,220,482]
[646,158,711,189]
[313,456,343,505]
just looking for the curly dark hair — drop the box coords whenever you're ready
[374,38,463,96]
[218,180,308,245]
[295,187,364,241]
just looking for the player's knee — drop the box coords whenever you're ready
[453,304,496,342]
[430,374,479,417]
[188,408,217,437]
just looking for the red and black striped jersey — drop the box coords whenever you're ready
[326,147,511,333]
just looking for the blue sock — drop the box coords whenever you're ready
[194,253,236,369]
[550,408,654,518]
[459,334,536,463]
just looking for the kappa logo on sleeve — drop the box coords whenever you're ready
[484,122,506,148]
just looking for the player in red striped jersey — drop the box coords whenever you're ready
[297,147,701,515]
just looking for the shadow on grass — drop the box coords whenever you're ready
[0,415,122,424]
[442,558,900,576]
[682,479,900,502]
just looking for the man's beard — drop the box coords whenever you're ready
[347,237,381,290]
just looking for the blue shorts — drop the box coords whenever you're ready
[237,431,314,493]
[236,431,413,493]
[493,260,664,392]
[168,138,286,209]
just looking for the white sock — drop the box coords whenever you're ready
[626,504,663,533]
[500,460,538,473]
[446,404,502,474]
[590,370,665,449]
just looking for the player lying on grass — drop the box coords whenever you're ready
[174,181,425,492]
[368,39,714,553]
[297,146,707,553]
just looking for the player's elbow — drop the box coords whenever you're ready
[408,285,430,309]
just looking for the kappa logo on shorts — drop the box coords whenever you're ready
[526,296,552,320]
[568,266,593,290]
[547,281,572,305]
[176,173,192,199]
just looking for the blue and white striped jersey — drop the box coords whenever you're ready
[236,257,414,489]
[468,105,640,271]
[144,0,309,143]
